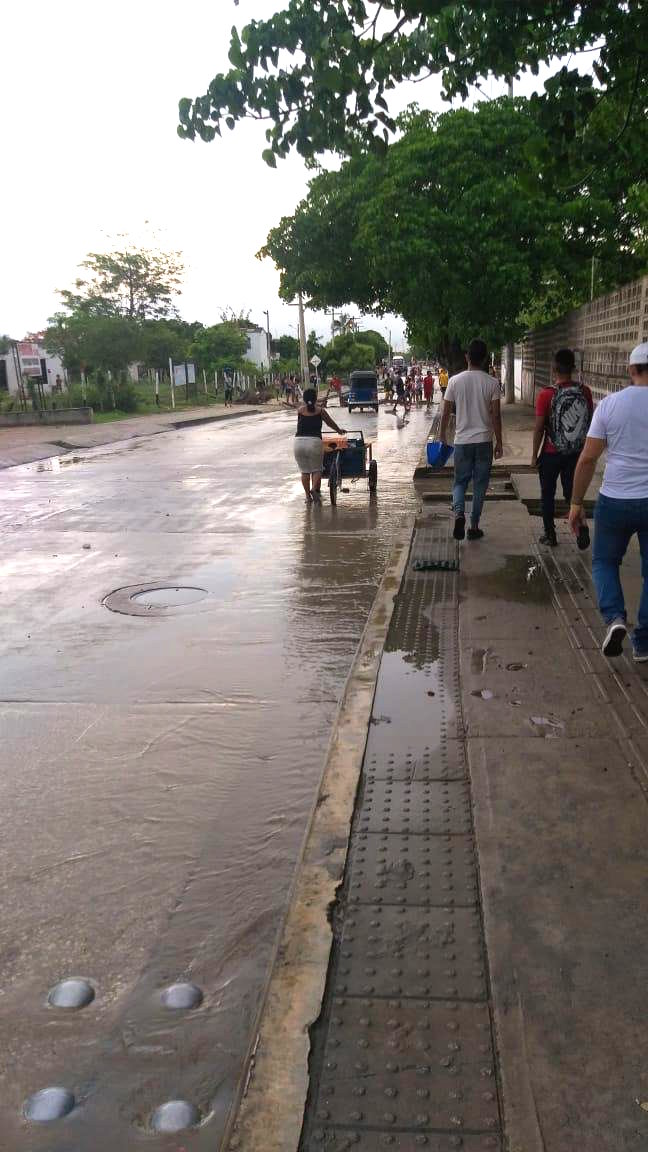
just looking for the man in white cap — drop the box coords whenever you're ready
[569,341,648,661]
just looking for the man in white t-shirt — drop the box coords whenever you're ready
[569,341,648,661]
[439,337,503,541]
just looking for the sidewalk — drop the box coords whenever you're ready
[416,401,605,516]
[230,406,648,1152]
[0,403,272,468]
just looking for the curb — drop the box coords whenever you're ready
[224,516,416,1152]
[170,409,262,429]
[0,407,270,471]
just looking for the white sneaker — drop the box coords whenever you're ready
[602,620,627,658]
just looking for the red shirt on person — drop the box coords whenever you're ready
[536,381,593,454]
[423,373,434,399]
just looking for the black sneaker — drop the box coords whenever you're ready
[602,619,627,658]
[453,514,466,541]
[467,527,484,541]
[540,532,558,547]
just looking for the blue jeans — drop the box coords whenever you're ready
[453,442,493,526]
[592,493,648,653]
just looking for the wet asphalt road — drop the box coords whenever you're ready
[0,404,430,1150]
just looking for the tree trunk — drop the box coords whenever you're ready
[504,342,515,404]
[447,337,465,376]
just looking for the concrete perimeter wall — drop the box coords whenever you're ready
[521,274,648,404]
[0,407,93,427]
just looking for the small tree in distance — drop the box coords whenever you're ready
[58,244,184,321]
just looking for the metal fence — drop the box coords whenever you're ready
[521,274,648,404]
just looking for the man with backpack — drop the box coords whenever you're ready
[531,348,593,547]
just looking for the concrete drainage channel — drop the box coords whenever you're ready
[103,582,210,617]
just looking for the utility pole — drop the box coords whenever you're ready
[298,291,309,387]
[263,309,271,379]
[503,75,516,404]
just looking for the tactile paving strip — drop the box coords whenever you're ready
[304,1131,501,1150]
[299,523,502,1149]
[359,781,472,836]
[314,998,498,1133]
[365,739,467,783]
[347,833,478,907]
[334,906,487,1000]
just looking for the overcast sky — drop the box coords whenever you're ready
[1,2,582,350]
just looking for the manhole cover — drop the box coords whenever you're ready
[131,587,207,608]
[103,583,210,617]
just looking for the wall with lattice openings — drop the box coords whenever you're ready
[521,276,648,404]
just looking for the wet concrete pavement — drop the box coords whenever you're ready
[0,404,267,469]
[0,405,431,1149]
[297,486,648,1152]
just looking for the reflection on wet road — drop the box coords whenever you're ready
[0,405,430,1149]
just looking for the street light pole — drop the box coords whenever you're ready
[503,75,516,404]
[298,291,309,387]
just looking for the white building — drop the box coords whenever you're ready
[0,339,65,397]
[244,328,270,372]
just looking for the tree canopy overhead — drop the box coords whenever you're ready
[260,99,645,360]
[178,0,645,172]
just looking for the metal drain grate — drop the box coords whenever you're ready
[103,583,209,617]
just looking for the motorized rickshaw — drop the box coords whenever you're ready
[347,369,379,413]
[322,431,377,505]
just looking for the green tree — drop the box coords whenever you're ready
[359,329,389,362]
[261,100,644,360]
[189,322,249,375]
[59,245,184,320]
[178,1,645,183]
[272,334,300,360]
[321,332,379,375]
[44,312,142,375]
[333,314,359,335]
[307,329,325,359]
[219,306,253,328]
[140,319,194,372]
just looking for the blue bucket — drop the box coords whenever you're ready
[426,441,454,469]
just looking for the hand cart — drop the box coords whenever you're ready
[322,431,377,505]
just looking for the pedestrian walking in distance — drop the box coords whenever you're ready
[439,337,503,541]
[569,341,648,662]
[531,348,593,547]
[390,374,407,414]
[423,368,435,413]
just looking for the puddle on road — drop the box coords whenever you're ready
[365,648,449,767]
